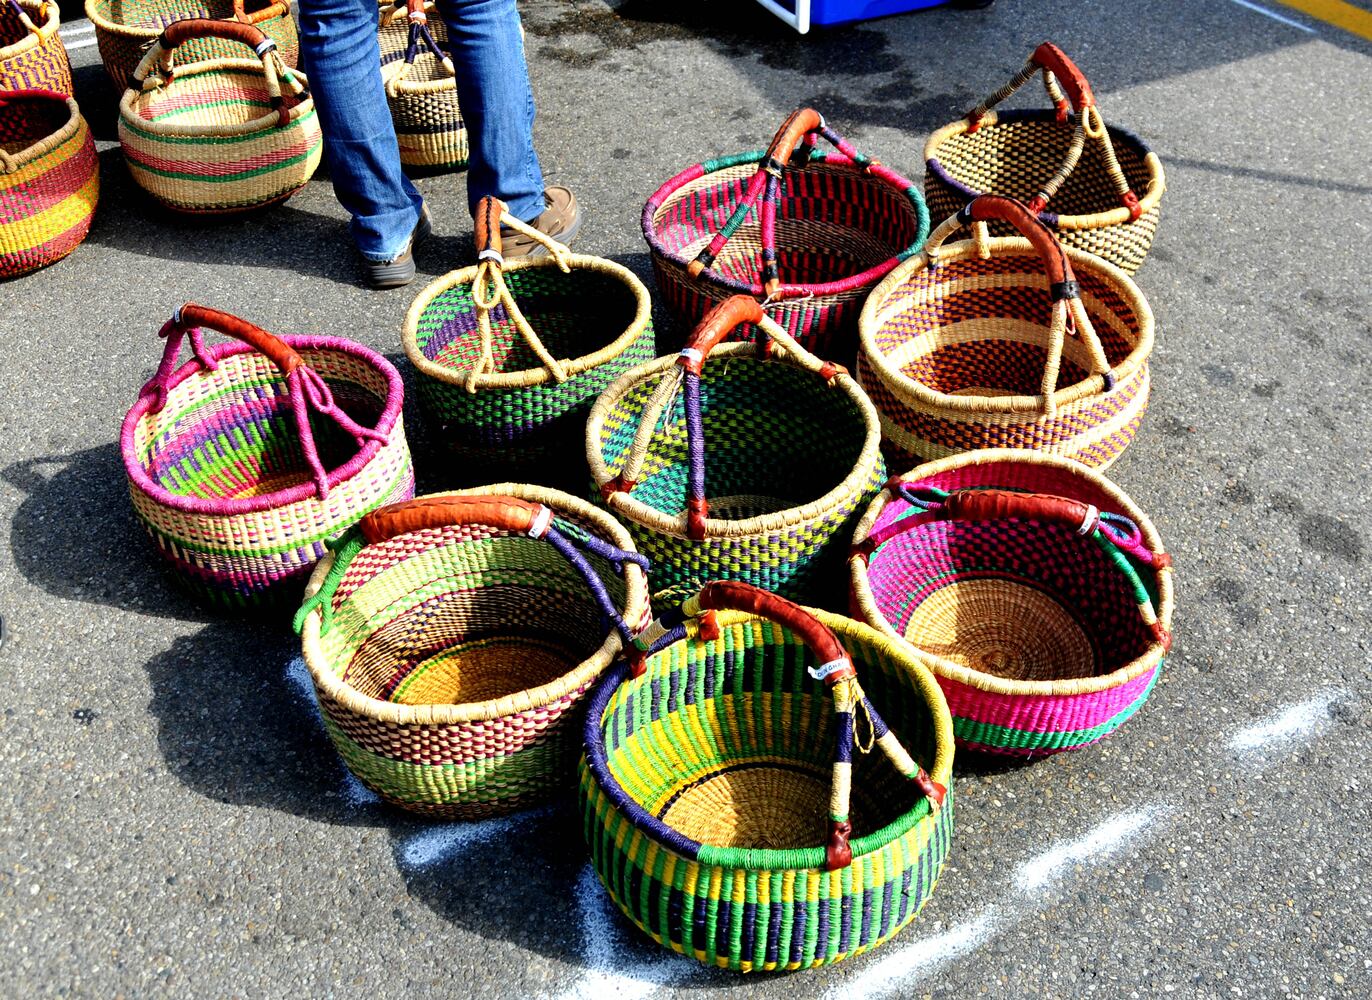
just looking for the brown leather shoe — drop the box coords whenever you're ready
[499,186,581,258]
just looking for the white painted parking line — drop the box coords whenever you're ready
[1229,689,1345,752]
[1014,805,1166,892]
[1226,0,1319,32]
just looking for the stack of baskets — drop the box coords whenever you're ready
[378,0,467,171]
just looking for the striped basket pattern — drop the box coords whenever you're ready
[0,0,71,94]
[117,19,321,214]
[122,305,414,609]
[850,449,1174,756]
[0,88,98,277]
[581,583,955,971]
[588,296,885,606]
[295,488,651,817]
[858,195,1154,470]
[378,0,467,170]
[85,0,298,92]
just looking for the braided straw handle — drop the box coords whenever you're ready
[139,304,390,501]
[601,295,847,539]
[626,580,947,870]
[925,195,1113,416]
[965,42,1139,219]
[382,0,455,95]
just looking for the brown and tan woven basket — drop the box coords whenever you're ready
[85,0,298,92]
[1,0,71,94]
[378,0,466,171]
[925,42,1165,274]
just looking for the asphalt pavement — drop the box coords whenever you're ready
[2,0,1371,997]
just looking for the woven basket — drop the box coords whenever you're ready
[86,0,297,92]
[0,88,97,277]
[925,42,1165,274]
[644,107,929,359]
[589,295,885,605]
[118,18,321,214]
[122,304,414,609]
[850,449,1174,756]
[858,195,1153,470]
[0,0,70,93]
[295,489,652,817]
[581,581,954,971]
[378,0,466,171]
[404,196,656,489]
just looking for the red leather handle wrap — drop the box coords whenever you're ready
[964,195,1074,288]
[695,581,849,669]
[1031,42,1095,111]
[176,303,302,375]
[159,17,270,51]
[942,489,1098,533]
[679,296,767,373]
[764,107,823,165]
[826,820,854,872]
[472,196,506,257]
[360,495,545,544]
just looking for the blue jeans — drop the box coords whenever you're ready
[297,0,546,261]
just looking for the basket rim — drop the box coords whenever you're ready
[581,607,956,872]
[298,484,652,725]
[83,0,292,40]
[923,109,1166,230]
[641,148,929,300]
[849,448,1174,698]
[0,91,81,174]
[118,58,315,138]
[586,342,884,539]
[402,254,652,390]
[0,0,61,58]
[121,334,406,516]
[857,235,1155,415]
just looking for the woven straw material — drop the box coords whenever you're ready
[850,449,1174,755]
[298,485,651,818]
[377,0,466,170]
[123,337,414,608]
[859,234,1153,470]
[404,254,655,485]
[85,0,298,92]
[588,344,886,605]
[580,608,955,971]
[646,151,928,358]
[118,58,322,214]
[0,91,98,277]
[925,111,1164,275]
[0,0,71,93]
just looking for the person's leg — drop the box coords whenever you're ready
[297,0,425,261]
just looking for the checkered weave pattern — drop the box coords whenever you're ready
[377,0,466,170]
[0,0,71,94]
[850,450,1174,755]
[580,602,955,971]
[0,89,97,277]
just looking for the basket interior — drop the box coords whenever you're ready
[133,348,389,501]
[0,95,67,153]
[1,0,49,47]
[598,357,869,521]
[871,253,1143,396]
[414,267,639,378]
[865,472,1155,683]
[128,66,277,128]
[89,0,270,29]
[652,158,922,289]
[934,116,1154,219]
[599,617,940,851]
[316,518,627,706]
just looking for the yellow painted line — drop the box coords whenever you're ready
[1275,0,1372,40]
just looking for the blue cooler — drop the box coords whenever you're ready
[755,0,949,33]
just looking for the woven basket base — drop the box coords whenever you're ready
[903,579,1095,682]
[662,765,831,851]
[389,636,580,705]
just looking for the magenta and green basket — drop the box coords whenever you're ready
[643,106,929,359]
[850,450,1174,756]
[122,304,414,609]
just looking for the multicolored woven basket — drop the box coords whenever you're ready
[295,489,651,817]
[122,304,414,609]
[378,0,467,171]
[86,0,297,92]
[588,295,885,605]
[118,18,321,214]
[404,196,655,488]
[858,195,1154,470]
[850,449,1174,756]
[925,42,1165,275]
[644,107,929,359]
[0,88,97,278]
[580,581,954,971]
[0,0,70,94]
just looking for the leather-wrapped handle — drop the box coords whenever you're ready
[472,196,507,258]
[693,582,854,684]
[175,303,302,375]
[960,195,1075,290]
[159,17,272,52]
[677,296,767,375]
[359,495,548,544]
[232,0,290,24]
[941,489,1100,534]
[764,107,823,167]
[1031,42,1095,112]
